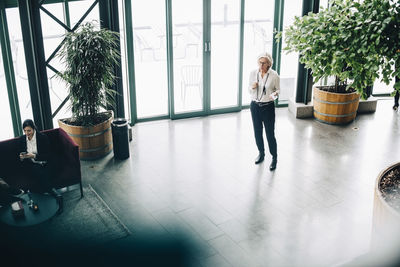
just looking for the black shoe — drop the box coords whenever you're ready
[50,188,62,200]
[269,158,277,171]
[255,154,265,164]
[50,188,63,213]
[10,188,24,197]
[393,105,398,111]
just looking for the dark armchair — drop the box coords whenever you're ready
[0,128,83,197]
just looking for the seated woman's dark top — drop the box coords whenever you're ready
[18,131,52,193]
[18,131,51,162]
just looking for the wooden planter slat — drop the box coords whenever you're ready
[313,87,360,124]
[58,112,113,160]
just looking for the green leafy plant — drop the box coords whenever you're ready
[358,0,400,92]
[57,22,120,126]
[279,0,400,99]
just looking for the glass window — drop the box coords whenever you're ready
[131,0,169,118]
[210,0,241,109]
[279,0,302,102]
[68,0,100,28]
[6,8,33,124]
[320,0,329,9]
[40,3,66,59]
[40,2,71,126]
[172,0,204,114]
[0,45,14,139]
[41,1,100,126]
[373,76,395,95]
[242,0,274,106]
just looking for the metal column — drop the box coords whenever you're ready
[272,0,284,74]
[99,0,125,119]
[123,0,137,125]
[18,0,53,130]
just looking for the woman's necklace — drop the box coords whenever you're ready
[256,71,270,101]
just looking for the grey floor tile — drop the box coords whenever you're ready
[208,235,256,267]
[217,218,260,244]
[200,254,232,267]
[178,207,225,241]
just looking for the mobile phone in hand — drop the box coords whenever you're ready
[19,152,27,161]
[270,93,277,101]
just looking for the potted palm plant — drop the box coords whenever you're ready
[281,0,387,124]
[57,22,120,160]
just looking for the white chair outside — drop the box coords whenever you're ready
[180,65,202,105]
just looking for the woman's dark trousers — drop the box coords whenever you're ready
[250,101,277,159]
[21,161,51,193]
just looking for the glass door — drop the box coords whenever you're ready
[131,0,169,119]
[241,0,274,106]
[128,0,244,120]
[279,0,302,103]
[171,0,205,114]
[210,0,241,110]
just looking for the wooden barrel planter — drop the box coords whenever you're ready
[313,87,360,124]
[58,112,113,160]
[371,162,400,252]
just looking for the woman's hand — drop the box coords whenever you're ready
[26,152,36,159]
[19,152,35,160]
[252,82,258,89]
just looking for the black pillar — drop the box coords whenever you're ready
[272,0,284,73]
[18,0,53,131]
[295,0,319,104]
[99,0,125,119]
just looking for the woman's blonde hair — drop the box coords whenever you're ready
[257,52,273,67]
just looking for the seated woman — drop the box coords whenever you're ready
[18,119,52,193]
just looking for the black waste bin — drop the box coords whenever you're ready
[111,118,130,159]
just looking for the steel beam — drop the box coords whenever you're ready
[272,0,284,74]
[237,0,245,108]
[123,0,137,125]
[99,0,125,119]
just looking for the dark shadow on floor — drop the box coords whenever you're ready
[0,228,198,267]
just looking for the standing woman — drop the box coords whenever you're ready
[249,52,280,170]
[18,119,52,192]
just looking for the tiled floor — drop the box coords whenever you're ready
[81,98,400,267]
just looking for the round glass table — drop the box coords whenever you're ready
[0,192,59,227]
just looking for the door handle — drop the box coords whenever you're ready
[204,42,211,52]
